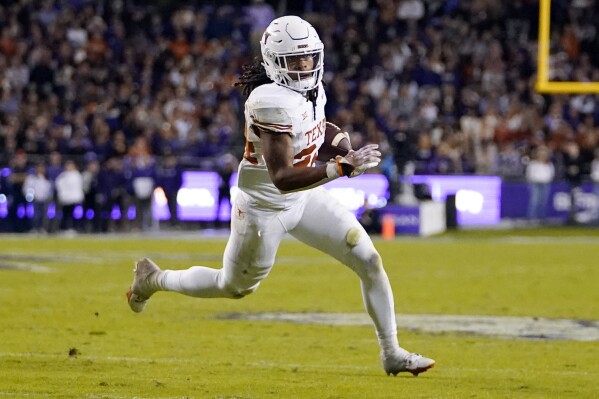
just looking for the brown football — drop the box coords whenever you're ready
[318,122,352,161]
[324,122,351,151]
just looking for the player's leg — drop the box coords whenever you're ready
[288,187,434,375]
[161,201,286,298]
[288,189,398,344]
[127,191,286,311]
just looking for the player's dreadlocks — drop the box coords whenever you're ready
[234,57,323,120]
[234,57,272,99]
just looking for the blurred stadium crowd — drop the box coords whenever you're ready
[1,0,599,233]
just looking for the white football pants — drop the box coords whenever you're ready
[162,186,398,341]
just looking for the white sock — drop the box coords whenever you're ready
[160,266,232,298]
[343,240,409,358]
[378,335,410,358]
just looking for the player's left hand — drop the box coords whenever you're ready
[326,144,381,178]
[346,144,381,177]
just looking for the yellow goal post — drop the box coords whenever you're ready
[535,0,599,93]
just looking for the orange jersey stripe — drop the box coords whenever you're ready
[251,116,292,132]
[244,140,258,164]
[243,125,258,164]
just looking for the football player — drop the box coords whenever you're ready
[127,15,434,376]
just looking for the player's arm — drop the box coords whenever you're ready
[260,126,382,193]
[259,127,331,192]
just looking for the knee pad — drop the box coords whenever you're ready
[344,230,384,280]
[345,227,362,247]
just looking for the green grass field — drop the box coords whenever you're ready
[1,228,599,399]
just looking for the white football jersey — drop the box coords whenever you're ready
[238,82,327,208]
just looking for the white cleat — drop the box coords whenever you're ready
[382,352,435,376]
[126,258,162,313]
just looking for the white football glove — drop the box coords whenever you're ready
[326,144,381,178]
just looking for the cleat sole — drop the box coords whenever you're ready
[126,288,148,313]
[409,362,435,376]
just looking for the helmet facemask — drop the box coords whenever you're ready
[268,51,323,92]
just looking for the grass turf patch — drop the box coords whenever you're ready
[1,228,598,398]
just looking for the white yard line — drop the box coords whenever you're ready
[229,312,599,342]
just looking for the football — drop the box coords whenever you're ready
[324,122,352,151]
[318,122,352,161]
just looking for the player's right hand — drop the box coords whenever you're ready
[326,144,381,178]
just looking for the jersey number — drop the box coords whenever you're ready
[294,144,317,167]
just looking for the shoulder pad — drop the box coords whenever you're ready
[248,84,304,109]
[247,84,302,134]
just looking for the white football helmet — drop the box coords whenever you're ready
[260,16,324,92]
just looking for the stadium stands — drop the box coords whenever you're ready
[1,0,598,232]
